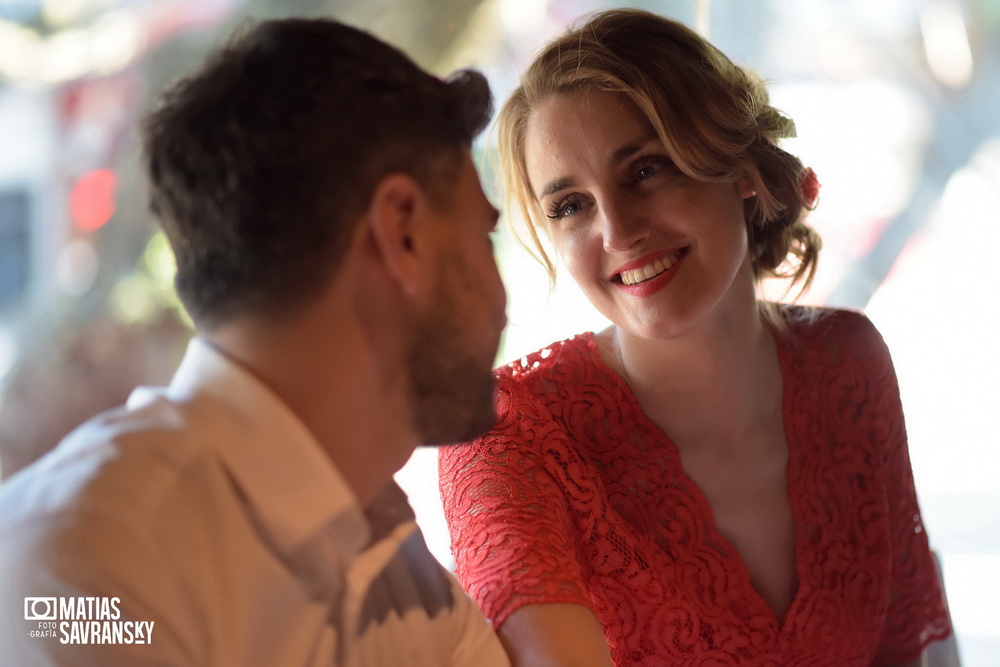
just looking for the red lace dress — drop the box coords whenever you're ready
[439,307,951,666]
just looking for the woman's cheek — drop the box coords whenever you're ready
[554,226,590,273]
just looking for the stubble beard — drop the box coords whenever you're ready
[405,268,498,447]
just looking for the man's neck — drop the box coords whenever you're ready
[205,313,417,508]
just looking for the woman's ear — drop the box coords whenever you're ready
[737,173,757,200]
[364,173,431,298]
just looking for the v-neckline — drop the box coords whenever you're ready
[582,328,806,635]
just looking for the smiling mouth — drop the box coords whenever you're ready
[614,249,686,286]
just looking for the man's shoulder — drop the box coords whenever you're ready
[0,394,223,540]
[0,392,269,649]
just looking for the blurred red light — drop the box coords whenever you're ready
[70,169,118,232]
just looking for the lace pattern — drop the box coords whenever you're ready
[439,307,951,665]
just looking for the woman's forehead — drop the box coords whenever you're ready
[523,91,660,177]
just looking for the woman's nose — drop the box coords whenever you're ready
[600,198,650,253]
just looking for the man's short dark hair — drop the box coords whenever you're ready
[142,18,492,327]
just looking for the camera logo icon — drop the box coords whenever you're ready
[24,597,57,621]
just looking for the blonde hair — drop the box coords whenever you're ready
[497,9,820,296]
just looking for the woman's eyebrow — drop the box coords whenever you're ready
[537,138,651,199]
[538,177,575,199]
[609,142,645,167]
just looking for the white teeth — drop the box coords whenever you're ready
[619,253,680,286]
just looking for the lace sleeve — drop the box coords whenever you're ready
[851,317,953,664]
[438,375,593,628]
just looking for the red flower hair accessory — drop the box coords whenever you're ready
[801,167,821,207]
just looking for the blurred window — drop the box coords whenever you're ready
[0,188,30,306]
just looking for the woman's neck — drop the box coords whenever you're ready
[604,301,783,453]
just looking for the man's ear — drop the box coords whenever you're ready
[365,173,433,298]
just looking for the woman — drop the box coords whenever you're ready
[439,9,952,667]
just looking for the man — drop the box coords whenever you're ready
[0,18,509,666]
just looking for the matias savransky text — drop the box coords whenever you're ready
[24,596,155,645]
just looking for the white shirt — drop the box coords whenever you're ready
[0,338,509,666]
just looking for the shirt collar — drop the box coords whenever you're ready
[147,337,372,559]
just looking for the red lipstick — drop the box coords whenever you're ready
[611,248,687,297]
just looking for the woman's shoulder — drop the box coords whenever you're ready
[495,332,599,389]
[441,335,599,466]
[777,302,872,332]
[776,303,890,365]
[482,333,609,442]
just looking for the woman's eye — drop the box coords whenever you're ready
[629,155,680,186]
[634,157,672,183]
[546,197,582,220]
[637,164,658,181]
